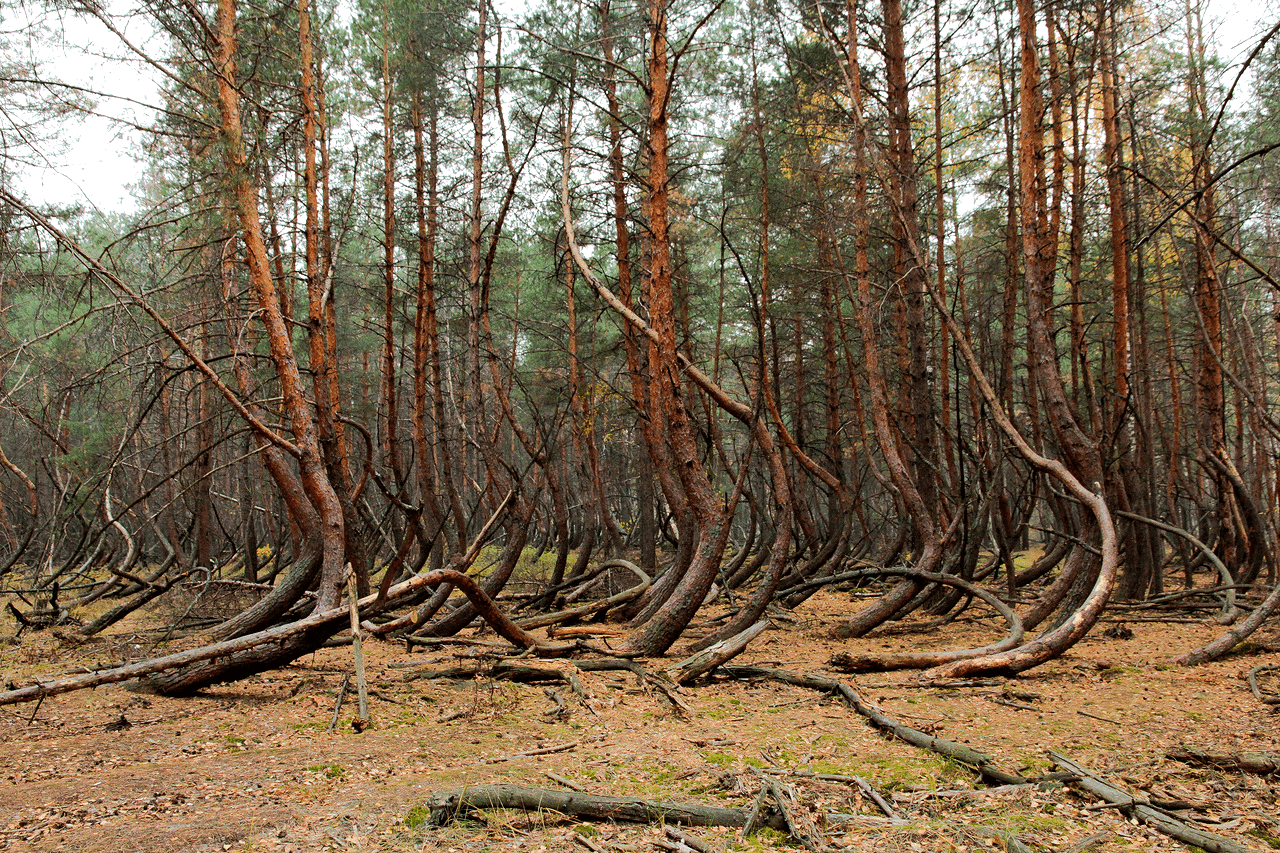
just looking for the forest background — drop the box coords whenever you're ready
[0,0,1279,690]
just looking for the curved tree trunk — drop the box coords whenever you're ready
[213,0,346,618]
[919,0,1117,679]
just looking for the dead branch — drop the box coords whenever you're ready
[758,775,824,853]
[1116,509,1237,622]
[767,768,906,823]
[546,626,624,639]
[541,688,569,720]
[1175,455,1280,666]
[1060,832,1110,853]
[851,775,904,822]
[328,672,351,732]
[545,771,584,791]
[485,740,579,764]
[366,491,515,637]
[347,567,369,729]
[1174,569,1280,666]
[401,636,512,651]
[401,660,569,683]
[1048,751,1260,853]
[514,569,651,631]
[663,825,712,852]
[719,665,1027,785]
[1166,746,1280,774]
[575,657,691,716]
[69,561,189,640]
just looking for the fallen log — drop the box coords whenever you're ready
[0,568,573,706]
[719,665,1026,785]
[1166,746,1280,775]
[1048,751,1261,853]
[425,783,788,831]
[401,661,568,683]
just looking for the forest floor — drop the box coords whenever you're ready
[1,581,1279,853]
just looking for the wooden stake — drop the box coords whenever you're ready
[328,672,350,732]
[346,565,369,730]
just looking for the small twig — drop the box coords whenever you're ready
[664,825,711,852]
[1060,831,1110,853]
[1076,709,1123,726]
[573,832,608,853]
[544,771,584,792]
[328,673,351,732]
[25,692,44,726]
[486,740,580,764]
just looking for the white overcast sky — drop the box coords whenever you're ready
[10,3,157,212]
[13,0,1278,214]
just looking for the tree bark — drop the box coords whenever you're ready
[216,0,346,614]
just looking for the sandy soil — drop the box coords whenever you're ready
[1,588,1278,853]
